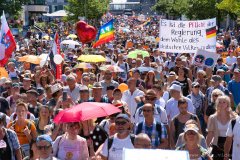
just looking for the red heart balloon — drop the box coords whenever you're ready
[75,21,97,44]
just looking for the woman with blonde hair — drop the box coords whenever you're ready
[176,123,212,160]
[206,95,236,160]
[195,70,208,94]
[205,89,224,123]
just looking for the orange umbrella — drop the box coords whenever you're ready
[118,83,128,93]
[0,67,8,78]
[18,55,41,64]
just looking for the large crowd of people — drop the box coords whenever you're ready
[0,15,240,160]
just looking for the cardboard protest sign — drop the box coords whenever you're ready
[123,148,190,160]
[159,18,216,53]
[193,49,219,67]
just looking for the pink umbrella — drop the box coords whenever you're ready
[53,102,121,124]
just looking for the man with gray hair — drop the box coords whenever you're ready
[65,75,81,103]
[134,133,151,149]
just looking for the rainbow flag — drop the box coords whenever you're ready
[143,18,151,26]
[93,19,114,48]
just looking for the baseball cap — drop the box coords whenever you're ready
[80,85,89,91]
[36,134,53,145]
[192,82,200,87]
[12,83,20,88]
[23,74,31,81]
[115,114,130,122]
[168,71,176,76]
[184,124,199,133]
[211,75,222,82]
[93,82,102,89]
[51,83,63,94]
[26,90,39,96]
[169,84,181,92]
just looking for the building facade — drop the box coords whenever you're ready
[23,0,49,26]
[46,0,68,13]
[109,0,157,15]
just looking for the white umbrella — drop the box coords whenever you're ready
[61,40,81,46]
[44,10,67,17]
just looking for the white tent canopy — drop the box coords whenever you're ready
[43,10,67,17]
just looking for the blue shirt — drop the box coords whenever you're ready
[228,80,240,106]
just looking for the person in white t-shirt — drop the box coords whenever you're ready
[224,117,240,160]
[100,114,135,160]
[122,78,144,122]
[226,51,237,68]
[165,84,195,121]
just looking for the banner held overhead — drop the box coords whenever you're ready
[159,18,216,53]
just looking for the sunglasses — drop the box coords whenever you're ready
[68,122,80,128]
[80,90,89,93]
[115,121,127,126]
[194,86,200,88]
[213,94,220,97]
[145,97,156,101]
[143,109,152,113]
[37,145,51,150]
[83,79,89,82]
[186,130,197,135]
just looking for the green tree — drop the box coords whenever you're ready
[152,0,188,19]
[185,0,218,20]
[217,0,240,19]
[153,0,223,20]
[0,0,30,17]
[65,0,109,22]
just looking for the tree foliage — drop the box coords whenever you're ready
[152,0,188,19]
[65,0,109,22]
[185,0,217,20]
[153,0,221,20]
[0,0,30,17]
[217,0,240,19]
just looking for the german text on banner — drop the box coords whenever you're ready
[93,19,114,48]
[159,18,216,53]
[193,49,219,68]
[0,12,16,66]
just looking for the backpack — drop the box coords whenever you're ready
[135,122,162,141]
[13,112,31,121]
[231,63,237,72]
[231,119,236,131]
[107,134,135,157]
[11,120,32,131]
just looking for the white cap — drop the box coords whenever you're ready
[169,84,181,92]
[51,83,63,94]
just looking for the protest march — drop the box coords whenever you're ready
[0,4,240,160]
